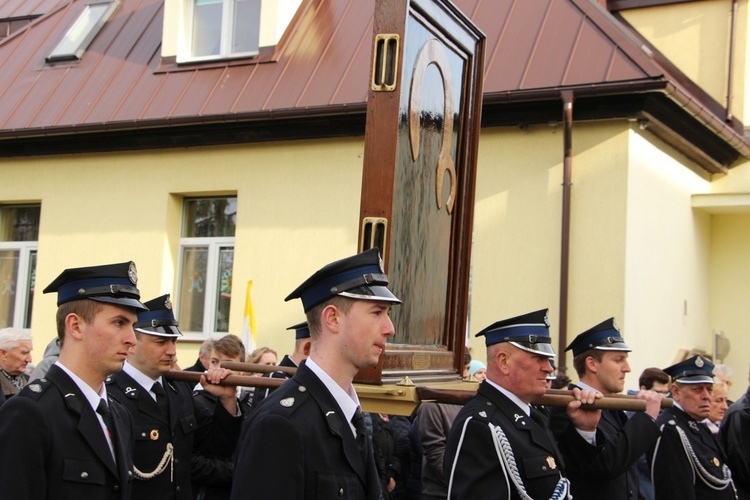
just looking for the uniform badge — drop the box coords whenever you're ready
[688,420,700,432]
[280,397,295,407]
[298,386,307,392]
[478,411,487,418]
[668,420,676,426]
[128,262,138,284]
[150,429,159,440]
[378,253,385,273]
[546,456,557,470]
[164,296,172,310]
[29,384,42,393]
[713,457,720,467]
[695,357,704,368]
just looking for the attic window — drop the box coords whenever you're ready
[183,0,262,62]
[46,1,119,62]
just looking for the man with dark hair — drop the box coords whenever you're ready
[107,294,243,500]
[444,308,601,500]
[232,248,401,499]
[0,261,147,499]
[651,356,737,499]
[639,367,670,395]
[251,321,311,407]
[552,318,663,500]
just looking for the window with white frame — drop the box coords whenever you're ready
[0,205,40,330]
[177,197,236,338]
[186,0,262,61]
[46,1,120,62]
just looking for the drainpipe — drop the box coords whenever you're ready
[558,91,574,377]
[727,0,738,122]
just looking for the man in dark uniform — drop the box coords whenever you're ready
[251,320,311,406]
[444,308,601,499]
[107,294,243,500]
[552,318,663,500]
[650,355,738,499]
[0,261,147,499]
[231,247,401,500]
[719,366,750,498]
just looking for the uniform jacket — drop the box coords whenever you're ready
[107,370,243,500]
[651,406,737,500]
[0,364,134,499]
[250,353,297,407]
[444,381,568,500]
[555,404,660,500]
[231,360,381,500]
[719,387,750,498]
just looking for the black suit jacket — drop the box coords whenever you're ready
[107,370,243,500]
[231,360,381,500]
[0,364,134,499]
[444,382,567,499]
[651,406,737,500]
[555,401,660,500]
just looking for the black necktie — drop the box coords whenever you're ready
[97,399,114,438]
[152,381,170,419]
[352,407,369,465]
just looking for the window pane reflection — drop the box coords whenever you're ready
[178,246,208,332]
[215,247,233,332]
[0,250,19,327]
[23,251,36,329]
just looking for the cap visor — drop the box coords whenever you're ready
[91,296,149,312]
[135,325,182,337]
[338,285,402,304]
[510,341,556,358]
[594,342,632,352]
[675,375,714,384]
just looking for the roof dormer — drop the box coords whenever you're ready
[162,0,303,64]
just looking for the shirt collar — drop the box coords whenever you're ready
[54,360,107,412]
[305,357,360,424]
[123,361,162,392]
[486,378,531,416]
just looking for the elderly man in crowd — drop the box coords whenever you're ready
[0,327,33,401]
[651,355,737,500]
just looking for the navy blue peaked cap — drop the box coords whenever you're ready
[565,317,631,357]
[287,321,311,340]
[475,308,556,357]
[135,294,182,337]
[663,355,714,384]
[43,261,147,311]
[285,247,401,312]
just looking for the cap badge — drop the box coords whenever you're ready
[612,318,620,331]
[546,456,557,470]
[695,357,704,368]
[29,383,42,393]
[713,457,720,467]
[378,253,385,273]
[543,312,550,327]
[128,262,138,285]
[150,429,159,441]
[280,397,295,407]
[164,296,172,310]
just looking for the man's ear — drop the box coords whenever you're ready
[321,304,340,333]
[584,355,598,374]
[493,348,510,375]
[302,340,312,356]
[65,312,85,341]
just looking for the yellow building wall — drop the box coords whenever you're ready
[0,138,365,367]
[620,0,737,116]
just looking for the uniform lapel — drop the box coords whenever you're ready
[115,371,168,425]
[47,366,119,476]
[296,364,367,485]
[165,380,181,431]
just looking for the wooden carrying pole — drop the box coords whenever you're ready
[165,370,285,389]
[220,361,296,376]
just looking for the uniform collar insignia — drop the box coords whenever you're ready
[280,397,295,407]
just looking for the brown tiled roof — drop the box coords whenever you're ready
[0,0,745,167]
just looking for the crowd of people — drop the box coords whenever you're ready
[0,251,749,500]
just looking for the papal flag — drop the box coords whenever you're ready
[242,280,257,353]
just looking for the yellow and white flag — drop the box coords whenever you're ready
[241,280,257,353]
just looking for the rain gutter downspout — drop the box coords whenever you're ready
[727,0,738,122]
[558,91,574,376]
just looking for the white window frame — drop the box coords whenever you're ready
[178,0,261,63]
[0,241,37,331]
